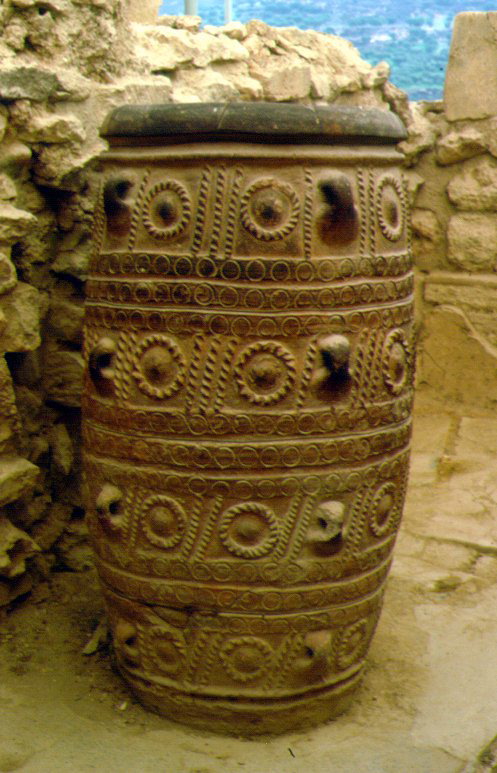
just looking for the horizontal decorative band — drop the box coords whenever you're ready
[82,395,413,439]
[84,302,414,337]
[90,251,413,282]
[84,449,410,500]
[95,539,393,595]
[85,275,414,311]
[97,557,387,616]
[83,421,411,470]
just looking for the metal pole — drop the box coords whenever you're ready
[225,0,232,23]
[184,0,198,14]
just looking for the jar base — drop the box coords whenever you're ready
[120,668,363,736]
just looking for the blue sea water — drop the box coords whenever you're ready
[159,0,495,100]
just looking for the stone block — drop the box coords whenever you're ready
[218,22,247,41]
[436,128,486,165]
[127,0,160,24]
[253,59,312,101]
[17,114,86,145]
[444,12,497,121]
[31,502,72,551]
[42,345,84,407]
[0,109,8,144]
[0,457,39,508]
[398,103,437,166]
[411,209,444,270]
[157,15,202,32]
[0,175,17,202]
[0,204,36,243]
[46,299,84,344]
[0,356,20,454]
[424,273,497,348]
[192,32,249,68]
[0,283,40,353]
[418,305,497,413]
[0,516,39,579]
[172,69,240,103]
[49,422,74,476]
[0,67,69,102]
[0,142,31,175]
[447,157,497,210]
[54,520,94,571]
[447,214,497,271]
[0,252,17,296]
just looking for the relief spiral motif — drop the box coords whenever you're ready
[219,503,279,559]
[132,334,186,399]
[240,178,299,241]
[234,341,296,406]
[143,180,191,240]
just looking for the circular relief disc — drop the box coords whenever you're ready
[148,627,186,676]
[234,341,296,406]
[376,174,405,242]
[143,180,191,239]
[142,494,186,549]
[132,334,186,399]
[370,481,399,537]
[382,328,410,394]
[219,502,278,559]
[241,178,299,241]
[220,636,273,682]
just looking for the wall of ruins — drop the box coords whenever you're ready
[0,1,492,608]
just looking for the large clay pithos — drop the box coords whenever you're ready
[82,103,413,734]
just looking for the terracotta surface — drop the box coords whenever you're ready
[82,103,413,734]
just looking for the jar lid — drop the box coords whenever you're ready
[101,102,406,146]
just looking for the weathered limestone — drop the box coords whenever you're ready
[418,305,497,413]
[448,215,497,272]
[436,128,486,166]
[447,157,497,210]
[411,209,444,270]
[424,274,497,349]
[0,456,38,508]
[127,0,160,24]
[444,12,497,121]
[0,515,39,582]
[42,345,84,408]
[0,283,40,352]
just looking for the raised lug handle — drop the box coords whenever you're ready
[319,334,351,375]
[308,500,345,545]
[95,483,123,527]
[103,176,134,236]
[114,619,139,666]
[318,175,358,244]
[89,337,116,392]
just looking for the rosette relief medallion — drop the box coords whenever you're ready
[82,103,413,734]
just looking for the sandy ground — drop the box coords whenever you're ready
[2,402,497,773]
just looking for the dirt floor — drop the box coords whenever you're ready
[2,402,497,773]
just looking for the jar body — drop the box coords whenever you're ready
[83,136,414,734]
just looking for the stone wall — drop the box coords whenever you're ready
[410,12,497,414]
[0,0,409,610]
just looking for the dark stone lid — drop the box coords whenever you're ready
[101,102,407,146]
